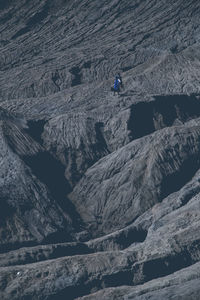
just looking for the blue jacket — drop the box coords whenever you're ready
[114,78,120,90]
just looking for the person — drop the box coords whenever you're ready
[113,75,121,95]
[117,73,123,89]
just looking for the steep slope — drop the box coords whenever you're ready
[1,0,200,299]
[1,0,200,100]
[0,108,81,252]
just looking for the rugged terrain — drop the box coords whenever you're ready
[1,0,200,299]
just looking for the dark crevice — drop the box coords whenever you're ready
[47,269,132,300]
[2,120,84,242]
[12,27,30,39]
[160,155,200,200]
[146,252,191,279]
[93,122,110,154]
[0,39,9,46]
[115,227,148,249]
[23,152,84,232]
[25,119,47,144]
[42,58,54,64]
[42,229,73,245]
[11,3,49,39]
[128,94,200,140]
[2,243,93,267]
[0,12,13,26]
[89,226,148,252]
[101,270,133,288]
[0,0,12,10]
[38,242,93,261]
[83,61,92,69]
[0,230,90,255]
[51,71,61,91]
[26,6,48,28]
[179,185,200,208]
[170,44,178,54]
[0,199,14,225]
[63,123,109,187]
[133,239,200,286]
[64,149,81,186]
[0,240,38,254]
[121,65,133,72]
[135,250,193,284]
[128,102,154,139]
[70,66,82,86]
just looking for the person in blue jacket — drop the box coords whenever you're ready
[117,73,123,89]
[113,75,121,95]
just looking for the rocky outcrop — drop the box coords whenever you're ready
[69,123,200,236]
[0,108,80,252]
[42,112,110,186]
[2,173,200,299]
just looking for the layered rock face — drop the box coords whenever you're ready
[1,0,200,299]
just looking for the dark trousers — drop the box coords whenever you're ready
[113,87,120,95]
